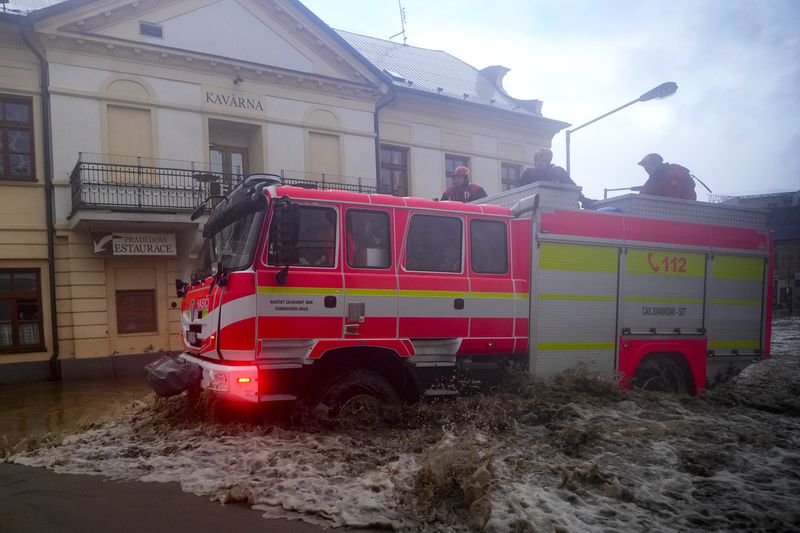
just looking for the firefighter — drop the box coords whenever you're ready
[520,148,595,208]
[638,153,697,201]
[441,166,487,203]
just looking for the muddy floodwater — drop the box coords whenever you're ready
[0,375,149,453]
[4,317,800,532]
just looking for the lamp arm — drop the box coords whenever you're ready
[568,97,640,135]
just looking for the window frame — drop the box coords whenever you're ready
[444,154,470,190]
[404,213,464,273]
[346,209,392,270]
[0,268,45,353]
[470,219,510,275]
[265,204,339,269]
[116,289,158,335]
[0,95,36,181]
[501,162,523,191]
[379,144,409,196]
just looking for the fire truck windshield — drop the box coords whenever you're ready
[206,210,265,271]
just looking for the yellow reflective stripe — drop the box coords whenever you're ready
[625,296,703,304]
[709,340,760,349]
[712,298,761,306]
[539,294,615,302]
[514,293,530,300]
[471,291,515,300]
[258,286,340,295]
[344,288,398,297]
[539,243,618,273]
[537,342,615,351]
[712,256,764,281]
[627,249,705,278]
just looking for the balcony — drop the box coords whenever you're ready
[68,153,384,218]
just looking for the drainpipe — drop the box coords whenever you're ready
[373,83,397,192]
[21,25,60,380]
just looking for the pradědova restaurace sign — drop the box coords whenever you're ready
[92,233,177,256]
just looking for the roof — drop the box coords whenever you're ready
[1,0,62,16]
[335,29,549,118]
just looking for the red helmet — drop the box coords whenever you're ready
[453,166,470,177]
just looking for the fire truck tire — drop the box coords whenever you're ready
[317,370,400,418]
[631,354,691,394]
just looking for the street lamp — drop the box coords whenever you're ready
[565,81,678,176]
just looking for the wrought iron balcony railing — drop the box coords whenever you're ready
[69,153,386,215]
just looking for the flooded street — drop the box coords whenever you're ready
[3,317,799,532]
[0,375,149,454]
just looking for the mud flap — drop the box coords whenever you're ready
[145,355,202,397]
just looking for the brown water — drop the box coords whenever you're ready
[0,375,151,453]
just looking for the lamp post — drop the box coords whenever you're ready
[565,82,678,176]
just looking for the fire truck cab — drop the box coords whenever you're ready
[155,174,771,410]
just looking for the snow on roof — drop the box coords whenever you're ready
[1,0,62,15]
[336,29,542,116]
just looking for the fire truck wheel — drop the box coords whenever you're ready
[318,370,400,419]
[632,354,691,394]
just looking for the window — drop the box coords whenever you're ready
[347,210,391,269]
[501,163,522,191]
[268,205,337,268]
[209,209,264,271]
[210,145,249,194]
[139,22,164,38]
[116,289,157,334]
[471,220,508,274]
[0,96,34,180]
[0,269,44,352]
[444,154,470,190]
[405,215,462,272]
[379,145,408,196]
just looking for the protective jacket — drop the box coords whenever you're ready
[441,183,487,203]
[640,163,697,201]
[520,164,576,187]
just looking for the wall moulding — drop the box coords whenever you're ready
[44,34,378,102]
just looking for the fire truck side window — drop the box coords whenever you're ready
[405,214,462,273]
[268,205,337,267]
[346,210,391,269]
[470,219,508,274]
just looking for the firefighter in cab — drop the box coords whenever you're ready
[638,153,697,201]
[441,166,487,203]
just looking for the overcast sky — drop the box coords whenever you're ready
[301,0,800,200]
[6,0,800,200]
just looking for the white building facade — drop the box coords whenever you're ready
[0,0,567,380]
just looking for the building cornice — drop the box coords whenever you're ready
[43,33,379,102]
[0,28,24,48]
[388,90,569,137]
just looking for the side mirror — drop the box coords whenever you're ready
[271,201,300,265]
[190,204,206,221]
[175,278,187,297]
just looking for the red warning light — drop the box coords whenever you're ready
[237,377,252,384]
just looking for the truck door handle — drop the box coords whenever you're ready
[324,296,337,308]
[454,298,464,310]
[345,323,360,335]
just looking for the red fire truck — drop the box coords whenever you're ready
[148,174,772,412]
